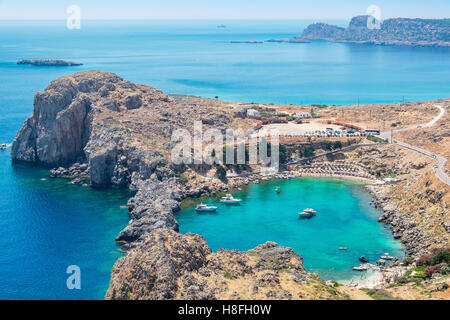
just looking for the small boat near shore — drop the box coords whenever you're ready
[275,187,281,193]
[352,265,368,271]
[220,194,242,204]
[195,203,218,213]
[381,253,394,260]
[0,143,7,150]
[359,256,370,263]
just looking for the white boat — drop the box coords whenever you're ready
[220,194,242,204]
[381,253,394,260]
[0,143,7,150]
[298,208,317,218]
[352,265,368,271]
[339,247,348,250]
[195,203,218,212]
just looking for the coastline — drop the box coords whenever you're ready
[8,71,447,299]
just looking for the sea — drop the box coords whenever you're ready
[0,19,448,299]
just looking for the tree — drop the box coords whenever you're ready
[216,165,227,180]
[333,141,343,150]
[299,145,315,158]
[320,141,333,151]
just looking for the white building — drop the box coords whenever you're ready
[293,112,311,118]
[247,109,260,117]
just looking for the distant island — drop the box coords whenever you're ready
[17,59,83,66]
[273,16,450,47]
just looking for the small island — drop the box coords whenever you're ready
[17,59,83,66]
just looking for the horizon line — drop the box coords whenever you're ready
[0,16,449,21]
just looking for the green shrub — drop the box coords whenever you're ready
[216,165,227,180]
[440,263,450,275]
[429,251,450,266]
[361,288,399,300]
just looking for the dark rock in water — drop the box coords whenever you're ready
[17,59,83,66]
[116,213,179,244]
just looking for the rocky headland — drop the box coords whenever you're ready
[275,16,450,47]
[17,59,83,66]
[11,71,449,299]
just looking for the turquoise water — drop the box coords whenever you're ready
[0,19,446,299]
[177,178,404,281]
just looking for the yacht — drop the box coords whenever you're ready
[195,203,218,212]
[298,208,317,218]
[220,194,242,204]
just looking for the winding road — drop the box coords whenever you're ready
[379,104,449,186]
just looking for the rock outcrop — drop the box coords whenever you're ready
[293,16,450,47]
[11,70,234,249]
[106,231,342,300]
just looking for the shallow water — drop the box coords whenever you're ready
[177,177,404,281]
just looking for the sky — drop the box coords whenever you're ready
[0,0,448,20]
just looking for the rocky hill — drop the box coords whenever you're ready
[295,16,450,47]
[106,231,350,300]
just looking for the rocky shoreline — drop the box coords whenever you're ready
[366,184,429,257]
[10,71,446,299]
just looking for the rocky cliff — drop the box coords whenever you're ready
[296,16,450,47]
[11,71,234,249]
[106,230,348,300]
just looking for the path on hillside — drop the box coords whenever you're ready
[380,104,449,186]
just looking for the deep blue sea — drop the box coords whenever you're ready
[0,20,448,299]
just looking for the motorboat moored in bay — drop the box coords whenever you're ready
[381,253,394,260]
[195,203,218,212]
[298,208,317,218]
[352,265,368,271]
[220,194,242,204]
[359,256,370,263]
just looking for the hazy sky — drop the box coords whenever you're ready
[0,0,448,20]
